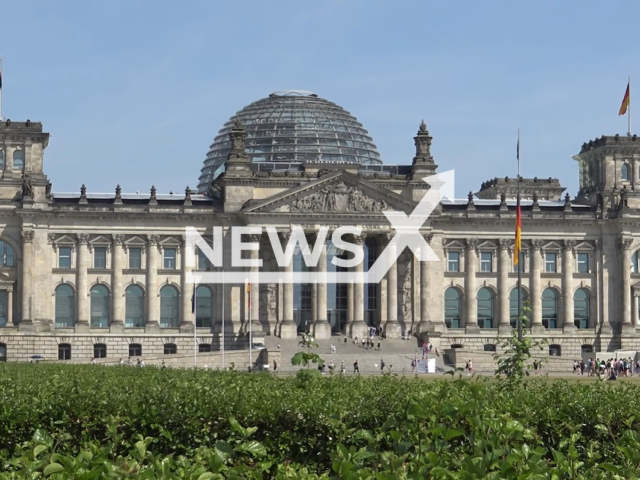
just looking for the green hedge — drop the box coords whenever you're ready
[0,364,639,478]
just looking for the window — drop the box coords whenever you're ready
[622,163,630,181]
[129,247,142,269]
[163,248,176,269]
[90,285,109,328]
[477,287,494,328]
[447,251,460,272]
[129,343,142,357]
[509,288,528,328]
[0,240,14,267]
[542,288,558,329]
[577,252,589,273]
[545,252,557,273]
[444,287,462,328]
[480,251,492,272]
[483,344,496,352]
[574,288,590,329]
[195,286,212,328]
[13,150,24,170]
[55,284,75,327]
[549,344,562,357]
[0,291,7,327]
[515,252,526,273]
[0,150,4,170]
[93,343,107,359]
[581,345,593,354]
[93,247,107,269]
[58,343,72,360]
[59,247,72,269]
[198,344,212,353]
[125,285,144,327]
[364,238,379,327]
[160,285,179,328]
[197,248,211,271]
[164,343,177,355]
[633,251,640,273]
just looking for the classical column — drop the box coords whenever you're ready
[464,239,479,333]
[111,235,125,331]
[562,240,576,331]
[280,232,297,339]
[248,234,261,334]
[621,237,633,329]
[347,281,354,330]
[7,288,13,327]
[498,239,511,333]
[419,233,434,335]
[180,238,195,332]
[76,234,90,331]
[384,233,401,338]
[314,234,331,339]
[351,235,367,338]
[146,235,160,331]
[20,230,34,328]
[530,240,543,332]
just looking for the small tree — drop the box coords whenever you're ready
[494,302,546,385]
[290,334,324,371]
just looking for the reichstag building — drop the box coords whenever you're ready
[0,90,636,361]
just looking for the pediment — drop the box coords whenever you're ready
[542,241,563,250]
[89,235,111,246]
[125,235,146,246]
[244,171,416,215]
[477,240,498,250]
[443,239,466,250]
[574,241,595,251]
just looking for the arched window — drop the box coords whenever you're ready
[477,287,494,328]
[632,251,640,273]
[509,288,528,328]
[574,288,590,329]
[444,287,462,328]
[0,342,6,361]
[622,163,630,181]
[13,150,24,170]
[125,285,144,328]
[542,288,558,329]
[90,285,109,328]
[195,285,212,328]
[0,150,4,170]
[55,285,75,328]
[160,285,179,328]
[0,240,14,267]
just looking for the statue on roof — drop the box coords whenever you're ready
[21,174,34,198]
[229,117,247,155]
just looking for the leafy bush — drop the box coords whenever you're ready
[1,363,640,478]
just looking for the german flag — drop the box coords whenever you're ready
[619,81,630,116]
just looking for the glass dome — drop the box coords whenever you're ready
[197,90,382,192]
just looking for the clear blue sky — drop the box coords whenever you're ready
[1,1,638,198]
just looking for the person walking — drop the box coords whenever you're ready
[380,359,385,373]
[273,359,278,372]
[341,360,345,374]
[353,360,360,374]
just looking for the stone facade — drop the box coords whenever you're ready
[1,116,640,363]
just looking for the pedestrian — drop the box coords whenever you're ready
[136,358,141,367]
[380,359,385,372]
[361,338,365,348]
[377,341,381,351]
[91,358,96,365]
[341,360,345,374]
[344,337,347,344]
[273,359,278,372]
[468,360,473,375]
[119,357,124,366]
[354,335,359,345]
[353,360,360,374]
[411,358,416,374]
[329,360,335,375]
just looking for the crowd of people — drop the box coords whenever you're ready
[573,357,639,379]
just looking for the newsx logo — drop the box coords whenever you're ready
[185,171,454,285]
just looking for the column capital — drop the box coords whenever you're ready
[112,234,125,245]
[531,239,544,250]
[77,233,90,245]
[21,230,34,244]
[563,239,576,256]
[148,234,160,245]
[351,234,366,246]
[619,237,633,250]
[279,231,291,243]
[498,238,511,250]
[247,234,262,244]
[422,232,433,243]
[465,238,478,252]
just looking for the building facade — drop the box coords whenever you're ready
[0,91,638,362]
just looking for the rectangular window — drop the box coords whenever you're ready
[545,252,557,273]
[129,344,142,357]
[129,247,142,269]
[480,251,492,272]
[447,251,460,272]
[515,252,526,273]
[197,248,211,271]
[94,247,107,269]
[577,252,589,273]
[164,248,176,269]
[58,344,72,360]
[59,247,72,269]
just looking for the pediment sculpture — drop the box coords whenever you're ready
[289,181,388,213]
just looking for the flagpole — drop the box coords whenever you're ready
[0,57,3,121]
[248,281,253,368]
[517,128,523,342]
[222,269,225,370]
[628,75,632,137]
